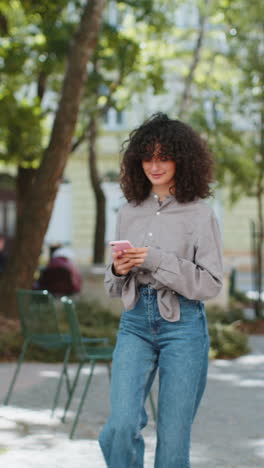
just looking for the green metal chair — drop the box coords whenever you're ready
[61,297,157,439]
[3,288,73,414]
[60,296,114,439]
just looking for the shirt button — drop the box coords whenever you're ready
[148,232,153,236]
[171,291,176,295]
[154,194,158,199]
[139,271,144,275]
[156,211,160,216]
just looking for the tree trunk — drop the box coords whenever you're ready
[88,116,106,264]
[16,167,37,233]
[255,109,264,318]
[0,0,106,317]
[255,186,263,318]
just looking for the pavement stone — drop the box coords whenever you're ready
[0,335,263,467]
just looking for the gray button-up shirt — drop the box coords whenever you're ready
[104,193,223,321]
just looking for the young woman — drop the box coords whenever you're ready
[99,113,223,468]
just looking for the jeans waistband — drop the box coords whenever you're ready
[139,285,199,305]
[139,284,157,296]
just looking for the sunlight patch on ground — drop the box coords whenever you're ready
[208,372,240,383]
[208,372,264,388]
[236,355,264,366]
[0,406,64,426]
[0,418,17,430]
[239,379,264,387]
[0,437,106,468]
[81,366,108,376]
[39,365,107,380]
[0,406,211,468]
[39,370,61,378]
[243,439,264,460]
[212,359,232,367]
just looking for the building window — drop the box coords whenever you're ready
[103,108,125,130]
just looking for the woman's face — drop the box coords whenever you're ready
[142,146,176,192]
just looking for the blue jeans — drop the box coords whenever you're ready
[99,285,210,468]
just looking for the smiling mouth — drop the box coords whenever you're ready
[151,173,164,177]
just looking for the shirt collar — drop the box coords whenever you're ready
[152,191,174,200]
[150,191,175,208]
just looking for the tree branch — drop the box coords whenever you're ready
[71,72,123,154]
[178,0,210,118]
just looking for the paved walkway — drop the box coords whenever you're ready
[0,335,263,468]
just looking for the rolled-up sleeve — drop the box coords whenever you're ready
[104,209,128,298]
[141,212,223,300]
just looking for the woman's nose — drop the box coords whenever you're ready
[150,159,160,170]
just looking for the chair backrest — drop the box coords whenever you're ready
[61,297,86,359]
[16,289,61,343]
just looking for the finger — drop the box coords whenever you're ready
[123,248,148,254]
[122,253,147,261]
[119,260,144,272]
[115,257,131,266]
[114,259,135,274]
[112,251,124,260]
[123,249,147,256]
[123,250,148,257]
[117,263,134,275]
[132,259,146,266]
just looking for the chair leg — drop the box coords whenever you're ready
[69,360,96,440]
[51,345,72,416]
[3,340,29,405]
[149,390,157,423]
[106,361,111,381]
[62,362,83,423]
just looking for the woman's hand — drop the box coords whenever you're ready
[112,247,148,276]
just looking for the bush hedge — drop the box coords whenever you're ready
[206,302,250,359]
[0,298,250,361]
[208,322,250,359]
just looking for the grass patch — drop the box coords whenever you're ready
[0,447,8,455]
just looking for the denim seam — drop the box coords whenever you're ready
[180,340,207,468]
[190,338,208,422]
[199,302,208,338]
[131,356,156,467]
[147,286,158,335]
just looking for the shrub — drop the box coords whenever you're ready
[206,304,245,325]
[0,331,23,361]
[231,290,251,305]
[208,322,250,359]
[74,299,120,329]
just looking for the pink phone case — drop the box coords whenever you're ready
[109,240,134,252]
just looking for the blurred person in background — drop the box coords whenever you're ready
[38,244,82,296]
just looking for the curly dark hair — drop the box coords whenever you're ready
[120,113,215,203]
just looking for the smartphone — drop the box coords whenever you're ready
[109,240,134,252]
